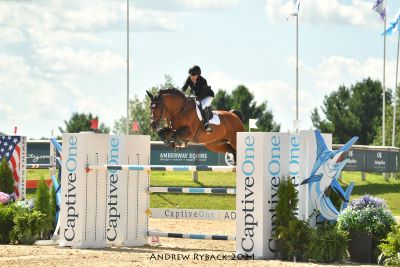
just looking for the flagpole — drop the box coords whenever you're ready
[296,14,299,133]
[393,29,400,147]
[126,0,130,134]
[383,7,387,146]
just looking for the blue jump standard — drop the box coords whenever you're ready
[148,187,236,194]
[88,164,236,172]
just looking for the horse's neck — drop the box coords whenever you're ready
[164,95,188,116]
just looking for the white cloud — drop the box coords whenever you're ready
[178,0,239,10]
[133,9,183,31]
[29,30,110,47]
[133,0,239,11]
[308,55,396,94]
[206,53,396,132]
[265,0,376,27]
[0,27,25,43]
[0,0,184,33]
[208,72,241,91]
[249,80,317,131]
[0,52,124,137]
[34,46,125,74]
[206,71,314,131]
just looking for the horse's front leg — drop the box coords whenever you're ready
[157,127,176,148]
[172,126,191,147]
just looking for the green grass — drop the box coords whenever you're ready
[340,171,400,215]
[25,169,400,215]
[150,171,235,210]
[26,169,50,180]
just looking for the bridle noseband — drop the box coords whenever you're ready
[150,94,194,130]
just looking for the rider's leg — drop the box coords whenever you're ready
[201,97,213,132]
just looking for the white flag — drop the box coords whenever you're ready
[290,0,301,16]
[249,119,258,129]
[372,0,386,21]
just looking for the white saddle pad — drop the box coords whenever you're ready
[195,105,221,125]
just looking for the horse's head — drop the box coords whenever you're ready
[146,90,164,131]
[147,88,189,131]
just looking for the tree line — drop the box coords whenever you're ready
[59,76,399,146]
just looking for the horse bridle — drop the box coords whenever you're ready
[151,94,194,129]
[150,96,164,129]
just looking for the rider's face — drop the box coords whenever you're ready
[190,74,198,83]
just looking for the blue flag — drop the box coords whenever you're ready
[382,10,400,36]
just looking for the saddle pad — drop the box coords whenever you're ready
[195,105,221,125]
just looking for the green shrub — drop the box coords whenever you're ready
[34,176,53,238]
[379,224,400,266]
[10,209,47,244]
[277,218,313,261]
[0,203,18,244]
[50,184,57,228]
[306,223,349,263]
[275,177,298,230]
[274,177,312,261]
[0,158,15,194]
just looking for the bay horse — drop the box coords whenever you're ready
[146,88,244,156]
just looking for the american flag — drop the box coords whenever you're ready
[0,136,22,197]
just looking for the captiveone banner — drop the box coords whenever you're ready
[236,131,332,259]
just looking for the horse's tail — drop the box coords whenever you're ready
[229,109,244,122]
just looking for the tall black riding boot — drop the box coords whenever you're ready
[203,107,213,133]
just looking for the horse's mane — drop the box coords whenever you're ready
[158,88,187,99]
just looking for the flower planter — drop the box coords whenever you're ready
[349,232,372,263]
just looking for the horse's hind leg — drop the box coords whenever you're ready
[205,140,234,153]
[206,140,237,164]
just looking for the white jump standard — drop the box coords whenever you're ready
[59,131,341,260]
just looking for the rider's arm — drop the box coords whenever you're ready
[182,77,190,92]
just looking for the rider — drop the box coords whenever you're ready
[182,65,214,132]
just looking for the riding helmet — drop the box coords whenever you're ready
[189,65,201,76]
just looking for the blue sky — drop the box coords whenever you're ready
[1,0,400,138]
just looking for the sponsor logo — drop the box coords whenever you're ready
[225,152,235,166]
[267,135,281,253]
[239,136,258,255]
[64,136,78,241]
[107,137,121,242]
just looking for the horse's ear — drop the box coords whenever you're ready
[146,90,154,100]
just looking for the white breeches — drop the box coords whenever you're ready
[198,96,213,108]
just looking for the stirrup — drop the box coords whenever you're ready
[205,123,213,133]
